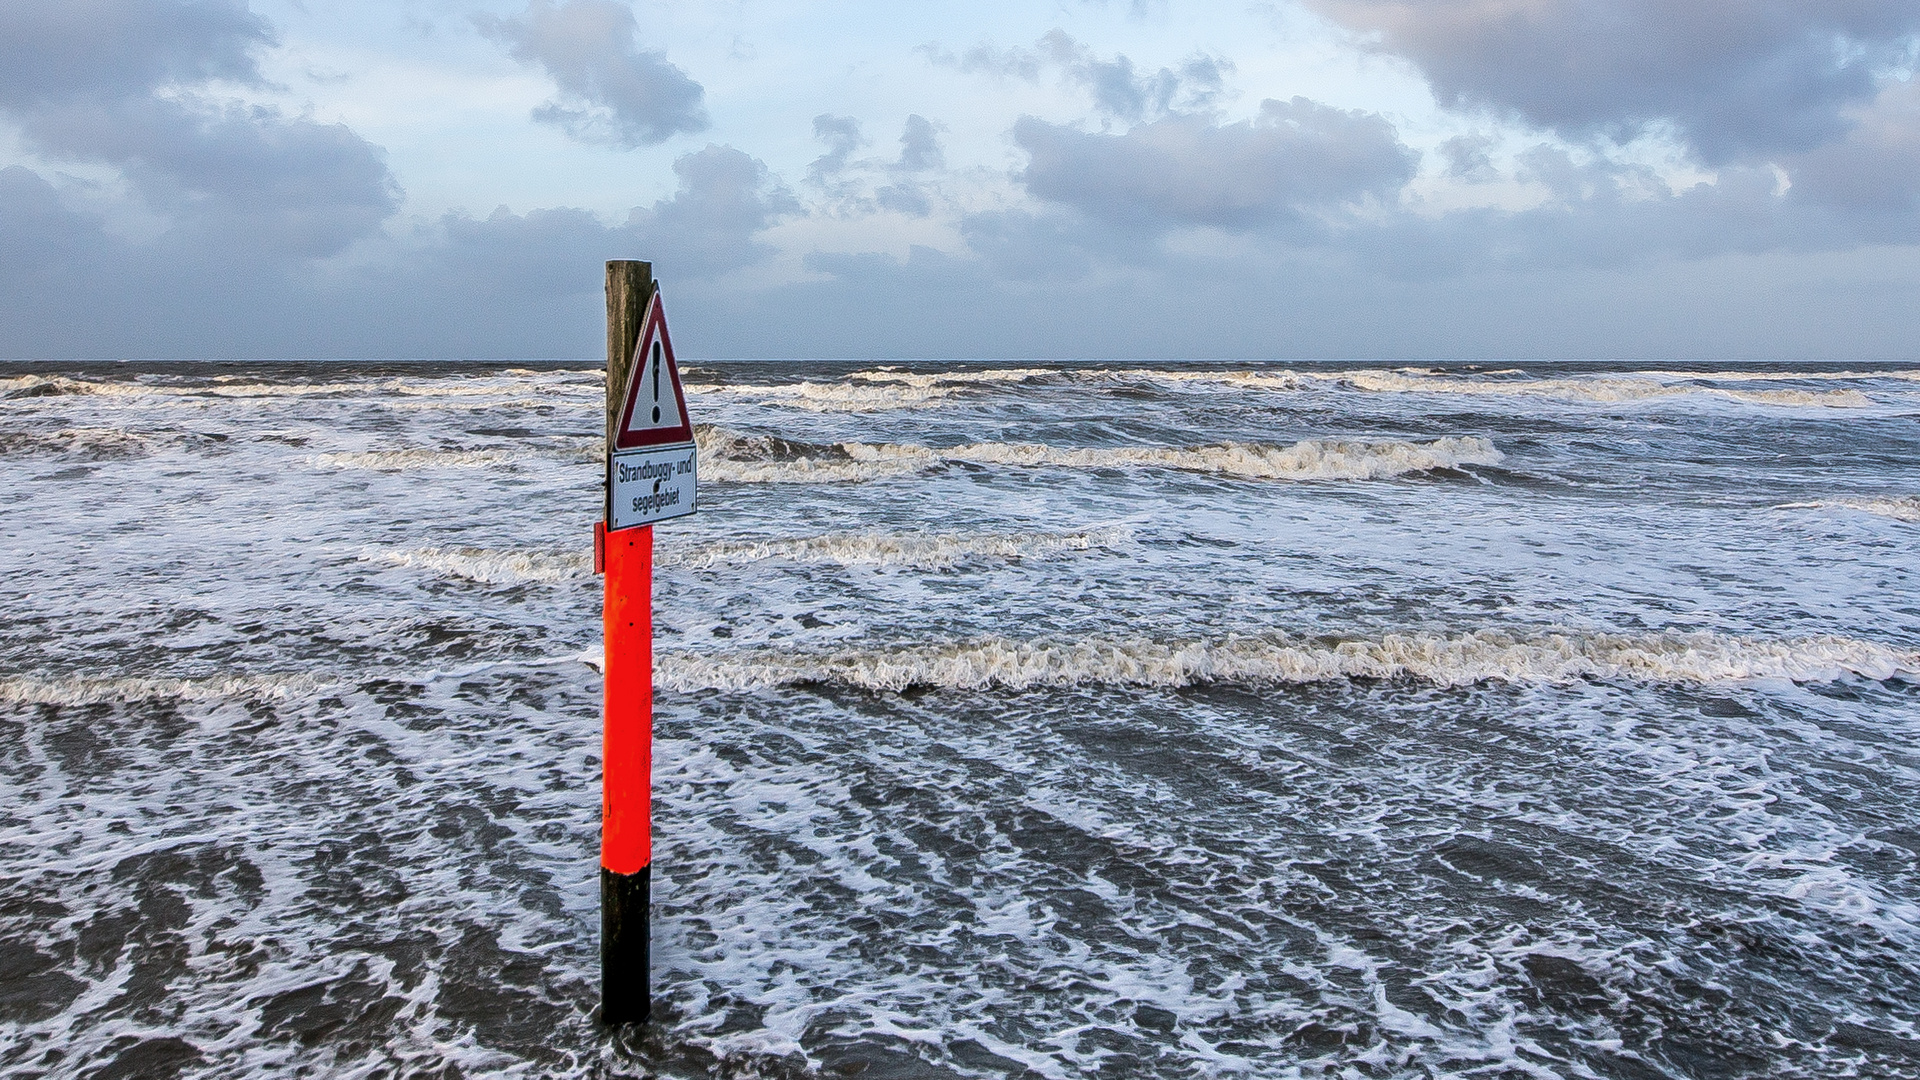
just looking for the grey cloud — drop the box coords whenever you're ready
[936,31,1231,122]
[21,97,397,259]
[1014,97,1417,231]
[639,144,800,277]
[959,210,1098,281]
[873,115,944,216]
[875,185,931,217]
[897,115,944,171]
[688,230,1920,361]
[808,114,865,185]
[1439,134,1497,181]
[0,141,793,356]
[1785,79,1920,217]
[0,166,108,297]
[0,0,397,264]
[1309,0,1920,163]
[476,0,707,148]
[0,0,270,107]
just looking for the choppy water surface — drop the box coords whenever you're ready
[2,359,1918,1079]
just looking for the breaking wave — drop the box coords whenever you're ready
[360,526,1132,585]
[0,371,602,404]
[1776,496,1920,523]
[1136,368,1878,408]
[0,673,327,707]
[689,381,964,412]
[663,525,1134,570]
[655,630,1920,694]
[696,425,1501,484]
[0,426,153,458]
[308,448,518,470]
[360,546,590,584]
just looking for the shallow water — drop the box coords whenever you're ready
[2,359,1918,1078]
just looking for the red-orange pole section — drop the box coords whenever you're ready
[602,524,652,875]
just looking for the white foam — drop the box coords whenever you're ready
[307,448,518,470]
[656,630,1920,694]
[684,369,1064,412]
[914,434,1504,480]
[662,525,1134,570]
[0,372,602,404]
[1776,496,1920,523]
[1629,368,1920,384]
[359,546,591,584]
[695,424,1501,484]
[359,526,1130,587]
[849,367,1061,387]
[1129,368,1881,407]
[0,673,327,707]
[689,381,964,412]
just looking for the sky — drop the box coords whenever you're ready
[2,0,1918,360]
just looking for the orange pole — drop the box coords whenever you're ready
[602,523,653,876]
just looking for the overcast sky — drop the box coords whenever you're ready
[3,0,1918,359]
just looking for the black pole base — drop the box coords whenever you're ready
[601,864,650,1026]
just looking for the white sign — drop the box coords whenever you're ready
[609,444,697,530]
[608,289,697,530]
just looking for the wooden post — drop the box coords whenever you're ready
[602,259,653,1026]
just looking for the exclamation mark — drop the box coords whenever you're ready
[651,341,661,424]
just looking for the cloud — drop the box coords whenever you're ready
[0,0,271,107]
[932,30,1231,122]
[0,139,793,357]
[0,0,397,264]
[1785,77,1920,217]
[897,114,944,172]
[1014,97,1417,232]
[807,114,865,186]
[1308,0,1920,163]
[23,97,397,259]
[638,144,800,276]
[476,0,707,148]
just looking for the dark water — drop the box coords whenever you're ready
[2,360,1918,1078]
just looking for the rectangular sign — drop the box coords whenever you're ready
[609,443,697,531]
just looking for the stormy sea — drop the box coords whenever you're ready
[2,359,1917,1079]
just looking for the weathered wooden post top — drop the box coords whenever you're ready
[596,259,697,1027]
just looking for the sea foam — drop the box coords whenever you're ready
[664,525,1134,570]
[696,425,1501,484]
[0,673,327,707]
[654,629,1920,694]
[308,448,519,470]
[1776,496,1920,523]
[360,526,1131,585]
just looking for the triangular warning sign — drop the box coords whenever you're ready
[614,289,693,450]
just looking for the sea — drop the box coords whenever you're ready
[2,359,1917,1080]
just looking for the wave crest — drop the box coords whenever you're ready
[1776,496,1920,523]
[1137,368,1879,408]
[309,448,517,470]
[689,368,1061,412]
[0,673,326,707]
[656,630,1920,694]
[695,425,1500,484]
[360,546,589,584]
[665,525,1133,570]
